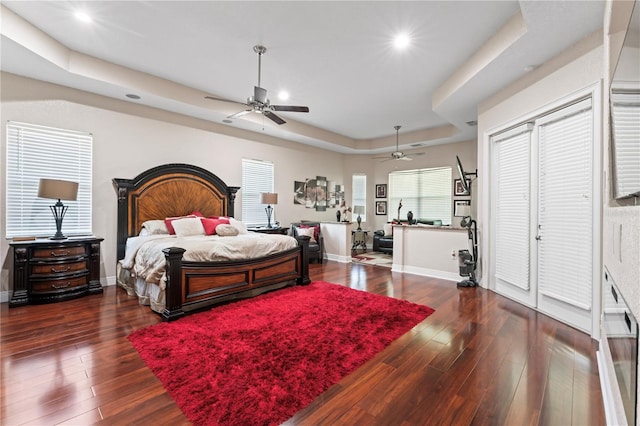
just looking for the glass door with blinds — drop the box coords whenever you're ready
[490,97,596,333]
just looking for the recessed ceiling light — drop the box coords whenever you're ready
[393,33,410,49]
[278,91,289,101]
[125,94,140,99]
[524,65,537,72]
[74,11,93,23]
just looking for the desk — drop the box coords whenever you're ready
[351,229,368,253]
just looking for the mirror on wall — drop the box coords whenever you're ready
[610,1,640,199]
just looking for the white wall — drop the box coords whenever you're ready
[0,73,345,288]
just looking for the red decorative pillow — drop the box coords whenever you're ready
[299,224,319,241]
[200,217,230,235]
[191,210,205,217]
[165,214,197,235]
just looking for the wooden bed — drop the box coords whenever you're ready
[113,163,310,321]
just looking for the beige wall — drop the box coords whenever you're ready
[0,73,346,287]
[0,73,478,290]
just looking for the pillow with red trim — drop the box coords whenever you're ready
[164,214,197,235]
[299,224,319,241]
[295,227,317,243]
[191,210,204,217]
[200,217,230,235]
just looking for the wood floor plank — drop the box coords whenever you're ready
[0,260,606,425]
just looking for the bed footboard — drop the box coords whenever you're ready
[162,236,310,321]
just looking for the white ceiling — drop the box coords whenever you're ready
[0,1,605,154]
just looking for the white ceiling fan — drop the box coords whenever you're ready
[205,45,309,125]
[373,125,425,161]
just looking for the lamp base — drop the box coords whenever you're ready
[49,235,67,240]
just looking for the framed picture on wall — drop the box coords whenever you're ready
[375,201,387,215]
[453,199,471,217]
[454,178,471,196]
[375,184,387,198]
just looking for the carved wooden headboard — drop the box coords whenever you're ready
[113,163,240,260]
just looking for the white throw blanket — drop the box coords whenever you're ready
[120,233,298,286]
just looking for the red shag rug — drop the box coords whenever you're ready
[128,281,434,426]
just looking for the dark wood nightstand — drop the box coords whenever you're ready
[248,227,288,235]
[9,236,103,307]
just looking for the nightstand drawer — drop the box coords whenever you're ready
[31,275,88,294]
[31,259,88,276]
[32,245,87,259]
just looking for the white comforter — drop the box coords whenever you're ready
[120,233,298,286]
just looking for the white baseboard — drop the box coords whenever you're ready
[597,334,628,426]
[0,290,8,303]
[390,264,460,282]
[324,253,352,263]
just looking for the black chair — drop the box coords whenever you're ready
[289,222,324,264]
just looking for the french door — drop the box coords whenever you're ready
[491,97,595,333]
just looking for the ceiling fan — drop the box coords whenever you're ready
[205,45,309,125]
[373,125,425,161]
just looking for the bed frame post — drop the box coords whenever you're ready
[296,236,311,285]
[162,247,187,322]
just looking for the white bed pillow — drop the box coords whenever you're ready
[383,223,393,237]
[295,227,317,243]
[216,224,239,236]
[171,217,206,237]
[229,217,249,234]
[140,219,170,235]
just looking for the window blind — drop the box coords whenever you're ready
[6,122,93,238]
[492,124,532,291]
[388,167,452,225]
[241,158,274,227]
[611,90,640,197]
[351,174,367,222]
[537,98,593,310]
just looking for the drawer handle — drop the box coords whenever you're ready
[52,282,71,289]
[50,250,70,257]
[51,266,71,273]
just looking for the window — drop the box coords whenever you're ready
[6,122,93,238]
[610,90,640,198]
[388,167,452,225]
[241,159,274,227]
[351,174,366,222]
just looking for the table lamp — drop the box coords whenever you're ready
[260,192,278,228]
[353,205,365,230]
[38,178,79,240]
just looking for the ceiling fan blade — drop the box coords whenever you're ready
[272,105,309,113]
[399,156,413,161]
[264,111,286,125]
[227,110,252,119]
[254,86,268,104]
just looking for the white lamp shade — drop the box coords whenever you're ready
[38,179,78,201]
[353,205,365,215]
[260,192,278,205]
[457,204,471,217]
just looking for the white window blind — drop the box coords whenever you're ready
[492,125,532,291]
[6,122,93,238]
[351,174,367,222]
[388,167,452,225]
[241,158,274,227]
[537,98,593,310]
[611,90,640,198]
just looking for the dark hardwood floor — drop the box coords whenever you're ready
[1,261,605,425]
